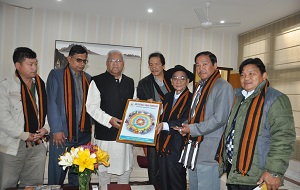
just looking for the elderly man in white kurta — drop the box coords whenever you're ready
[86,50,135,189]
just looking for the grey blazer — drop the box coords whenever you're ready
[189,78,234,165]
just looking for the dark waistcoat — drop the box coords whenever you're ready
[93,71,134,141]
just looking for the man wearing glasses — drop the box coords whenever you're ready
[47,45,92,185]
[86,50,134,189]
[155,65,194,190]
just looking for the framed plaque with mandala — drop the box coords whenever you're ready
[117,99,162,146]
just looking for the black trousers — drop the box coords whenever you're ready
[147,146,160,187]
[159,153,186,190]
[227,184,257,190]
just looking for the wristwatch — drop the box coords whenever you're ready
[267,171,279,178]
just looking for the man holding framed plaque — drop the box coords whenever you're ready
[86,50,134,189]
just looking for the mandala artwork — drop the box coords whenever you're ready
[125,110,155,134]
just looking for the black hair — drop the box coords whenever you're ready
[68,44,88,57]
[148,52,165,66]
[194,51,217,66]
[13,47,37,64]
[239,58,266,74]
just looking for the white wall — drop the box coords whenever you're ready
[0,4,238,82]
[0,4,239,185]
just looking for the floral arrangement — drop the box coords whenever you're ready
[58,142,109,189]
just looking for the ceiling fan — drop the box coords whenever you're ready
[186,1,240,29]
[0,1,32,10]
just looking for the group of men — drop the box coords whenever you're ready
[0,45,296,190]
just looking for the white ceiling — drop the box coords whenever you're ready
[1,0,300,35]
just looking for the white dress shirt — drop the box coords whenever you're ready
[86,80,134,175]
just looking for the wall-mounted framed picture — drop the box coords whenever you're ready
[54,40,142,87]
[117,99,162,146]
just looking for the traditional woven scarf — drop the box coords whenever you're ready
[162,89,190,121]
[188,69,221,132]
[236,80,269,176]
[151,73,173,101]
[157,89,190,154]
[16,70,47,133]
[179,70,221,169]
[63,65,90,141]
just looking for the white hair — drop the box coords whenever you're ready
[106,50,124,61]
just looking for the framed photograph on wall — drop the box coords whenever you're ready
[117,99,162,146]
[54,40,142,87]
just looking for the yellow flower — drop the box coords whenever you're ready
[73,148,97,172]
[95,147,110,167]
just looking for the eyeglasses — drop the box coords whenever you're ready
[108,59,123,64]
[72,57,88,64]
[172,76,187,82]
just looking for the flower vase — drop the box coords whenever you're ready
[78,172,91,190]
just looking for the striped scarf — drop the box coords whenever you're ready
[16,70,47,133]
[215,80,269,176]
[236,80,269,176]
[63,65,90,141]
[157,89,190,154]
[188,69,221,140]
[179,70,220,169]
[162,89,190,121]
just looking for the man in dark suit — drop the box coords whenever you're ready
[47,45,92,185]
[156,65,194,190]
[137,52,174,190]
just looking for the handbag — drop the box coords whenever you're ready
[137,155,148,168]
[137,146,148,168]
